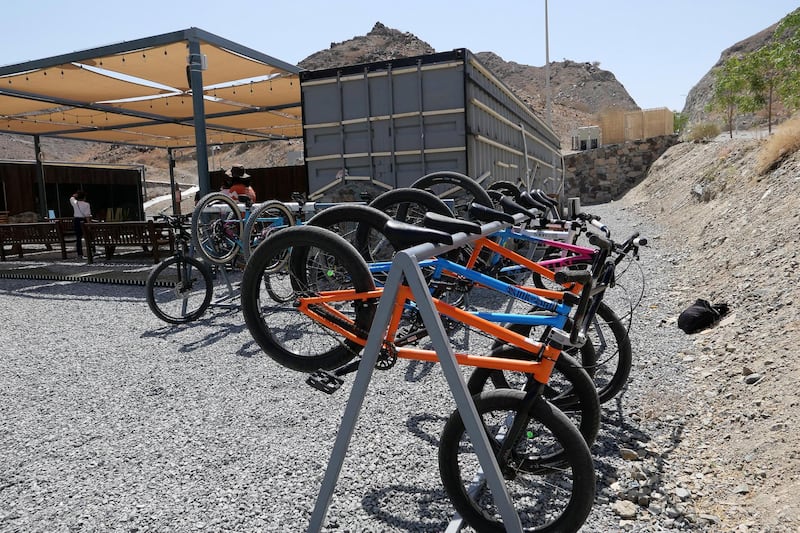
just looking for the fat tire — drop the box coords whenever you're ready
[486,305,632,404]
[146,255,213,324]
[410,171,493,220]
[368,187,454,223]
[191,193,243,265]
[438,390,595,532]
[487,180,522,200]
[306,204,398,264]
[589,301,632,403]
[241,225,376,372]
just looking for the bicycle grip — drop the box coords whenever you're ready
[590,218,610,236]
[588,233,613,250]
[554,268,592,285]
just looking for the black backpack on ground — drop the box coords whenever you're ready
[677,299,730,334]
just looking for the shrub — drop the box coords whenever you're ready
[686,122,721,143]
[756,115,800,174]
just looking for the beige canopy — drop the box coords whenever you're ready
[0,27,303,149]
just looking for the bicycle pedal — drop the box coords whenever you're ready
[306,370,344,394]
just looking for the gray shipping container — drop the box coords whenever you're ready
[300,49,562,201]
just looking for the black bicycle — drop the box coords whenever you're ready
[146,214,214,324]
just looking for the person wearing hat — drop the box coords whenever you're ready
[226,164,257,203]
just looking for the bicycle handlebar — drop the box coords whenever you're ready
[589,218,610,237]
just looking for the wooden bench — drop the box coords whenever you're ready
[0,222,67,260]
[84,221,174,264]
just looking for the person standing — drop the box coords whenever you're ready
[70,191,92,258]
[173,183,182,215]
[227,164,257,203]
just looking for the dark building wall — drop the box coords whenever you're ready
[0,162,143,219]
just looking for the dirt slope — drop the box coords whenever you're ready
[619,136,800,531]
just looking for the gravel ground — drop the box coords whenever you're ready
[0,201,704,532]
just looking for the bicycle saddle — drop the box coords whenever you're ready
[517,191,550,212]
[423,212,482,235]
[383,219,454,248]
[530,189,559,209]
[499,196,541,221]
[467,202,515,224]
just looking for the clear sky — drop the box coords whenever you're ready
[1,1,797,112]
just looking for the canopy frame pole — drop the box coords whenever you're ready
[187,35,211,196]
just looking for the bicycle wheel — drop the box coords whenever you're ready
[241,225,376,372]
[368,187,454,225]
[243,200,295,264]
[487,180,522,201]
[586,301,632,403]
[467,348,600,450]
[306,204,398,264]
[191,193,243,265]
[146,255,213,324]
[410,171,493,221]
[438,390,595,532]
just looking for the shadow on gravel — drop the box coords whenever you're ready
[405,413,448,447]
[404,360,437,382]
[593,393,688,505]
[1,279,145,301]
[360,484,453,532]
[140,309,262,357]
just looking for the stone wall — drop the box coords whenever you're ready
[563,135,679,205]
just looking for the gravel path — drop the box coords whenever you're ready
[0,201,706,532]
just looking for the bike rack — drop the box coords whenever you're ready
[209,264,239,309]
[307,216,527,533]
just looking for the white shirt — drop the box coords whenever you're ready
[70,197,92,218]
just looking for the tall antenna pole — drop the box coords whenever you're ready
[545,0,552,127]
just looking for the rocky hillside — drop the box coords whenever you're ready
[620,134,800,530]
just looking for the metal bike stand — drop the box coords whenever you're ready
[307,234,524,532]
[209,264,240,309]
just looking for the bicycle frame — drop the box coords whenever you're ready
[481,227,598,283]
[296,284,564,386]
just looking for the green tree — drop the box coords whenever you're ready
[673,111,688,134]
[742,45,781,133]
[708,8,800,135]
[708,56,749,138]
[773,8,800,111]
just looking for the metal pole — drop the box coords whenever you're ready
[544,0,552,128]
[187,35,211,196]
[33,135,47,219]
[168,148,177,214]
